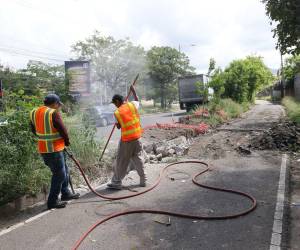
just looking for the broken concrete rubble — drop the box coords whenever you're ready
[142,135,191,163]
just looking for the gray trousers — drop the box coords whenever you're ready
[112,139,145,184]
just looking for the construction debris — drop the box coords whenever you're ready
[144,122,209,135]
[154,216,171,226]
[235,146,251,155]
[249,121,300,151]
[142,135,193,163]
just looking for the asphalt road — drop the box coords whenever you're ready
[95,110,186,144]
[0,102,287,250]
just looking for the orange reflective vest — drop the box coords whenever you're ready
[30,106,65,153]
[114,102,142,142]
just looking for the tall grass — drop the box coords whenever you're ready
[64,114,103,168]
[282,97,300,124]
[219,98,249,119]
[191,98,249,127]
[64,114,115,183]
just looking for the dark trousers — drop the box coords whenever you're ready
[41,151,71,205]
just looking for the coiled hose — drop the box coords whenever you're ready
[65,151,257,250]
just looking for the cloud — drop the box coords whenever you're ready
[0,0,280,71]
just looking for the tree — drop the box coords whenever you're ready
[208,67,226,108]
[194,58,216,111]
[262,0,300,54]
[146,46,194,109]
[0,65,40,96]
[24,61,68,101]
[223,56,274,103]
[209,56,274,103]
[0,61,66,99]
[207,58,216,77]
[72,31,147,102]
[283,54,300,85]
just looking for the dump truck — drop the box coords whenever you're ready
[178,74,211,111]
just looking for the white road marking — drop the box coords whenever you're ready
[0,182,108,238]
[269,154,287,250]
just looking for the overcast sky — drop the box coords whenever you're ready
[0,0,280,72]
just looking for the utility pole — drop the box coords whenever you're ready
[0,79,3,112]
[280,51,285,98]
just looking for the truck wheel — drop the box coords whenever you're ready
[180,102,184,110]
[186,105,193,112]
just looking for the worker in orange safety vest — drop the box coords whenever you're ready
[107,86,146,189]
[30,94,80,209]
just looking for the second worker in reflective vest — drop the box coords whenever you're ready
[30,94,80,209]
[107,86,146,189]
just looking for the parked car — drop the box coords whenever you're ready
[83,105,116,127]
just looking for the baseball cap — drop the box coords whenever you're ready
[44,94,63,106]
[111,94,124,103]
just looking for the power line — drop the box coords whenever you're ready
[0,47,67,62]
[0,45,68,59]
[10,0,61,19]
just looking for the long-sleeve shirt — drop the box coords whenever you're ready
[30,111,70,146]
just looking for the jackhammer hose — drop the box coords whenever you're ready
[65,151,257,250]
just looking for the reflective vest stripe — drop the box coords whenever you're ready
[127,102,139,125]
[115,111,139,128]
[36,133,62,140]
[114,110,125,127]
[44,109,53,152]
[30,109,36,124]
[122,126,142,136]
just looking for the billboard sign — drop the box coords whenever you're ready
[65,61,90,95]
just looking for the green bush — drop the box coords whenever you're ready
[0,110,50,206]
[282,97,300,124]
[0,92,105,206]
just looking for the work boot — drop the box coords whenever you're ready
[61,193,80,201]
[47,201,67,209]
[140,178,146,187]
[107,182,122,190]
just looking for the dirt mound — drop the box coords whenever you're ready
[250,121,300,151]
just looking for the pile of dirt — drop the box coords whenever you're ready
[250,121,300,151]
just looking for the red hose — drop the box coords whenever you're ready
[65,154,257,250]
[67,75,256,249]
